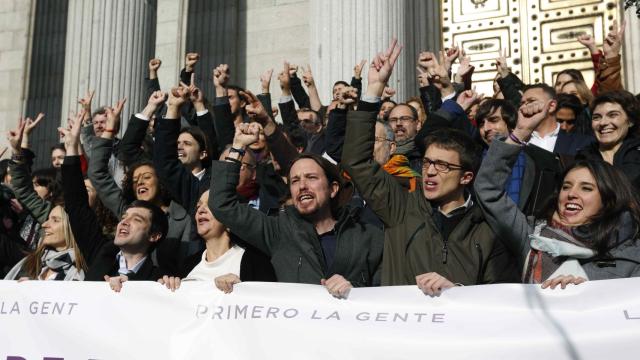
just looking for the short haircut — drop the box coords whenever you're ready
[381,99,397,107]
[333,81,349,88]
[297,107,321,125]
[92,106,107,118]
[423,128,482,174]
[376,120,395,142]
[522,83,556,101]
[591,90,640,128]
[227,84,246,95]
[475,99,517,129]
[125,200,168,247]
[556,93,583,117]
[32,168,63,204]
[179,126,209,164]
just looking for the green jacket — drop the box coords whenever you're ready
[210,161,383,286]
[342,109,517,286]
[10,158,51,225]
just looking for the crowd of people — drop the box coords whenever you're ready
[0,16,639,298]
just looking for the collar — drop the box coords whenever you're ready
[532,123,560,139]
[437,193,473,218]
[193,168,206,180]
[116,251,147,275]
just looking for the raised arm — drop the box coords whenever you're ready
[118,91,165,166]
[324,86,358,163]
[474,99,552,267]
[60,111,106,265]
[8,116,51,224]
[342,39,411,227]
[596,19,625,94]
[210,123,281,255]
[301,64,323,112]
[153,86,196,212]
[211,64,236,151]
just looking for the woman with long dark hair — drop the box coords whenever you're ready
[475,99,640,289]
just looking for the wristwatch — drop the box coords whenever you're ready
[229,147,246,157]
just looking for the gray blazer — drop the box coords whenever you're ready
[474,139,640,280]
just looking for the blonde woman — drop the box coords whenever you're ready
[4,204,87,281]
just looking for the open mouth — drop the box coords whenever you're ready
[137,187,149,195]
[297,193,314,204]
[117,228,129,236]
[563,202,583,216]
[424,180,438,191]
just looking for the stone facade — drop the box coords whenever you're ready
[0,0,33,156]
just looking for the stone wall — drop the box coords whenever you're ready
[0,0,33,157]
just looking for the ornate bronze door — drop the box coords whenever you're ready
[441,0,621,95]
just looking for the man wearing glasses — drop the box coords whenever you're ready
[341,40,516,295]
[386,104,423,173]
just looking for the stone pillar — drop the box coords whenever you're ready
[0,0,33,156]
[623,10,640,94]
[61,0,156,134]
[309,0,407,103]
[155,0,188,92]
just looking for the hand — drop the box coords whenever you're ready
[148,58,162,73]
[77,90,95,113]
[104,98,126,133]
[58,109,84,153]
[288,63,298,77]
[427,51,451,88]
[443,45,460,72]
[213,64,230,88]
[416,272,455,296]
[260,68,273,93]
[185,52,200,72]
[158,275,181,292]
[22,113,44,136]
[353,59,367,79]
[456,88,483,111]
[455,54,473,82]
[381,86,396,100]
[321,274,352,299]
[541,275,586,289]
[240,90,270,123]
[495,49,510,79]
[366,38,403,97]
[513,99,553,141]
[336,86,358,108]
[232,121,262,148]
[215,273,241,293]
[7,118,26,152]
[603,19,625,59]
[418,51,438,70]
[416,67,429,87]
[181,73,204,105]
[302,64,315,88]
[168,86,190,108]
[104,274,128,293]
[147,90,167,107]
[278,61,291,92]
[576,34,597,54]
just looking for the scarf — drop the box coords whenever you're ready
[383,154,420,192]
[4,248,85,281]
[394,139,417,156]
[523,222,596,283]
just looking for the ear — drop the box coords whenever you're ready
[459,171,474,185]
[329,181,340,199]
[416,120,422,131]
[548,99,558,114]
[149,232,162,243]
[390,141,397,155]
[199,150,208,161]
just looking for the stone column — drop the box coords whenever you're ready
[155,0,188,92]
[309,0,441,104]
[623,9,640,94]
[61,0,156,134]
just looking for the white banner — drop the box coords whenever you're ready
[1,278,640,359]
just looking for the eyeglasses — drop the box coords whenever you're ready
[241,162,256,170]
[387,116,416,125]
[422,157,463,173]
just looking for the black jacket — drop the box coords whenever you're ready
[577,135,640,191]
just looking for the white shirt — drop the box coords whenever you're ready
[529,123,560,153]
[184,245,245,281]
[116,251,148,275]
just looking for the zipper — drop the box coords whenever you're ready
[296,256,302,282]
[441,239,449,264]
